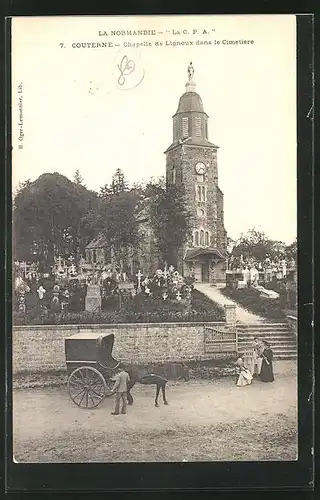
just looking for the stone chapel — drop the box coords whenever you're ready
[164,65,227,282]
[85,65,227,283]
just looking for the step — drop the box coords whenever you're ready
[238,341,297,348]
[238,336,296,342]
[237,331,294,336]
[238,345,297,353]
[274,352,297,359]
[238,332,293,336]
[237,324,290,328]
[237,323,289,328]
[237,329,292,334]
[237,325,290,331]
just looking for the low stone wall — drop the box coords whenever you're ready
[286,315,298,336]
[12,322,226,375]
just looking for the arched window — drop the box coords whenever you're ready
[182,117,188,137]
[194,231,199,246]
[197,186,201,201]
[200,230,204,246]
[205,231,209,246]
[201,186,206,201]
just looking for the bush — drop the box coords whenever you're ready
[13,289,225,325]
[187,358,238,379]
[220,287,286,321]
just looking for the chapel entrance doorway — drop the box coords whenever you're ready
[201,262,210,283]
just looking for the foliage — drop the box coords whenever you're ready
[220,287,287,320]
[13,173,99,266]
[284,239,297,261]
[111,168,129,194]
[231,229,275,262]
[86,194,142,267]
[13,289,225,325]
[188,359,238,379]
[73,169,85,186]
[229,229,297,267]
[99,168,130,199]
[147,178,192,266]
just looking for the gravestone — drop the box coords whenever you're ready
[85,284,101,312]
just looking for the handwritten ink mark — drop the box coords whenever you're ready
[117,55,135,86]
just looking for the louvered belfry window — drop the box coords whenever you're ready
[182,117,188,137]
[173,119,177,141]
[195,117,201,136]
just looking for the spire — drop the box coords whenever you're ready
[186,62,196,92]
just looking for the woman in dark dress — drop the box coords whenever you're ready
[259,340,275,382]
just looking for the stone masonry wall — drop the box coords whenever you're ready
[12,322,225,375]
[166,144,226,278]
[166,144,226,252]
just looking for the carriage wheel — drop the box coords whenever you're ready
[68,366,107,409]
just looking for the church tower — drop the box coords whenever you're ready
[165,63,227,283]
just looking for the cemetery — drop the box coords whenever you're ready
[222,255,297,321]
[13,259,225,326]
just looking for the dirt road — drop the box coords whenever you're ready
[13,362,297,463]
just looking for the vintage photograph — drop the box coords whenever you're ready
[11,15,297,463]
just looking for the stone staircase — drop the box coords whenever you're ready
[236,323,297,360]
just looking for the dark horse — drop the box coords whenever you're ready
[125,363,189,407]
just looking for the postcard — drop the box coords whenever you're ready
[11,14,298,464]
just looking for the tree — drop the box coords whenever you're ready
[13,173,98,267]
[111,168,128,194]
[99,183,113,199]
[231,229,275,263]
[284,239,297,261]
[85,169,141,267]
[229,229,297,269]
[147,178,192,266]
[73,169,85,186]
[86,189,141,268]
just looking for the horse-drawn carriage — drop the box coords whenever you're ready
[65,332,120,409]
[65,331,190,409]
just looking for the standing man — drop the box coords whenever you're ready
[111,364,130,415]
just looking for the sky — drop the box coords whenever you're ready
[12,15,297,244]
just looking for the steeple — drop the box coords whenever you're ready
[164,64,218,153]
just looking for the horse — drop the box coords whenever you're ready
[124,362,189,407]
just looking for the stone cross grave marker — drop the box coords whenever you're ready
[136,270,143,292]
[37,286,46,300]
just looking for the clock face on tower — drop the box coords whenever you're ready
[195,162,206,174]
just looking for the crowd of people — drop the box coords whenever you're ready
[235,338,275,386]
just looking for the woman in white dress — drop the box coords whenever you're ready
[252,337,263,376]
[235,357,253,387]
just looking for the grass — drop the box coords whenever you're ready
[220,286,287,320]
[14,413,297,462]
